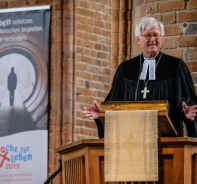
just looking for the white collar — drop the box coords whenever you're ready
[140,57,156,80]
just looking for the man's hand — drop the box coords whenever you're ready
[83,100,100,120]
[182,101,197,121]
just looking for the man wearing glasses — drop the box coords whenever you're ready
[83,17,197,138]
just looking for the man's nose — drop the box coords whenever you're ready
[149,35,156,41]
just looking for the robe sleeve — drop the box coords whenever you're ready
[176,60,197,106]
[105,64,124,101]
[176,60,197,137]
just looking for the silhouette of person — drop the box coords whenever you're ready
[7,67,17,106]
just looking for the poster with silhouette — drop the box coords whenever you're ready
[0,6,50,184]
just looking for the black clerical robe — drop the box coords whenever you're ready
[95,52,197,138]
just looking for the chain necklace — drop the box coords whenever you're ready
[140,52,162,99]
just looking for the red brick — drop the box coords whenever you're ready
[147,3,159,14]
[162,13,176,25]
[119,33,127,44]
[80,55,92,65]
[92,74,104,82]
[185,49,197,61]
[119,55,127,63]
[104,6,111,15]
[164,25,182,36]
[92,129,99,137]
[110,56,119,68]
[163,37,178,49]
[79,71,93,80]
[103,14,111,22]
[92,59,102,67]
[133,0,144,6]
[103,0,110,6]
[144,0,158,2]
[111,10,119,22]
[127,33,131,44]
[132,5,147,19]
[93,27,102,35]
[84,121,96,129]
[188,0,197,10]
[120,0,128,10]
[119,44,127,55]
[39,0,53,3]
[186,62,197,73]
[178,36,197,47]
[76,78,85,87]
[162,49,183,59]
[111,0,120,10]
[131,42,142,57]
[9,0,28,7]
[89,34,97,42]
[78,7,95,17]
[127,11,132,21]
[95,11,103,19]
[63,83,73,93]
[63,2,74,10]
[97,52,108,59]
[76,46,84,55]
[95,43,102,50]
[119,10,127,21]
[119,20,128,32]
[77,15,91,24]
[92,19,105,28]
[92,2,105,12]
[127,44,131,57]
[105,22,111,30]
[152,15,162,22]
[102,29,110,37]
[111,45,119,57]
[77,23,93,32]
[160,1,185,13]
[111,34,119,45]
[178,11,197,22]
[80,127,94,136]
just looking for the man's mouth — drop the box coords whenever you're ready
[148,44,157,47]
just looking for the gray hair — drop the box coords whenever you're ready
[135,17,164,37]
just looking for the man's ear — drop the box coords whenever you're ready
[137,37,141,44]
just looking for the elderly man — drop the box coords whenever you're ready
[83,17,197,138]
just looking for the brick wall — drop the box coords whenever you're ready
[50,1,111,183]
[0,0,196,184]
[75,0,111,141]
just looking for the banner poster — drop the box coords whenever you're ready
[0,6,50,184]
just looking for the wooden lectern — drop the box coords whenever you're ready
[55,138,197,184]
[55,101,197,184]
[99,100,177,137]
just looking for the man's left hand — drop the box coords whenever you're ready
[182,101,197,121]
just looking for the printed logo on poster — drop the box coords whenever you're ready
[0,144,32,169]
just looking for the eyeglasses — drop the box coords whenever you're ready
[141,34,162,40]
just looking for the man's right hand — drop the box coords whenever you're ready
[82,100,100,120]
